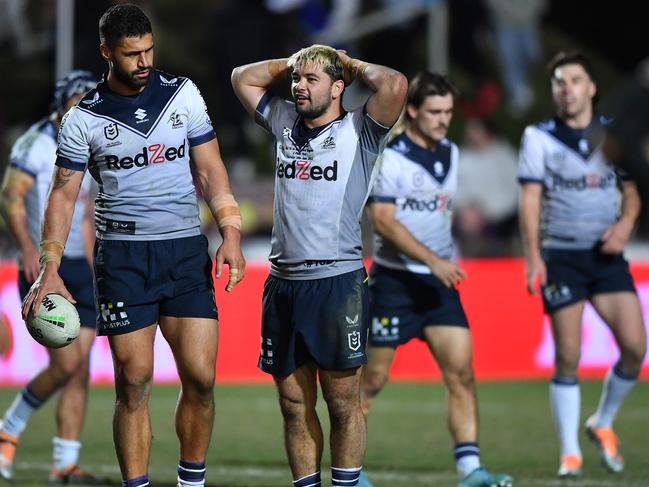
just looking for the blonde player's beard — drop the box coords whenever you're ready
[296,97,331,120]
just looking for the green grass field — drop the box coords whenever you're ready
[0,381,647,487]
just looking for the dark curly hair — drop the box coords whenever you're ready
[99,3,152,49]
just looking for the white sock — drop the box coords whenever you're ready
[455,442,481,479]
[550,376,581,457]
[1,388,45,437]
[593,363,638,428]
[52,437,81,470]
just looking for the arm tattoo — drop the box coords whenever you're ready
[53,168,76,190]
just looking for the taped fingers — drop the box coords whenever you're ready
[226,267,244,292]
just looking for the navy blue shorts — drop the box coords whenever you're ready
[259,268,369,377]
[93,235,218,336]
[368,264,468,348]
[541,247,636,313]
[19,257,96,328]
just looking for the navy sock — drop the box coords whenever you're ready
[121,475,149,487]
[178,460,206,486]
[293,471,321,487]
[331,466,361,486]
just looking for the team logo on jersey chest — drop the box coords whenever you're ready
[168,111,183,129]
[104,122,119,140]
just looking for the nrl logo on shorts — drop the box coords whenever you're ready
[168,111,183,129]
[104,122,119,140]
[347,331,361,351]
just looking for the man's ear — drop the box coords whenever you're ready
[405,103,418,121]
[331,79,345,100]
[100,44,111,63]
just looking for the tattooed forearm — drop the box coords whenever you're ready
[53,168,76,190]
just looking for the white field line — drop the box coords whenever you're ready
[14,461,642,486]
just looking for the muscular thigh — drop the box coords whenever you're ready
[159,316,218,384]
[424,326,472,373]
[108,325,157,382]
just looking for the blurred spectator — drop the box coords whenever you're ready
[449,0,502,119]
[602,57,649,189]
[454,118,519,254]
[0,0,36,58]
[485,0,547,117]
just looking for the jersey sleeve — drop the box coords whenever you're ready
[254,92,293,136]
[353,106,392,155]
[8,131,43,179]
[185,80,216,147]
[517,126,545,184]
[56,108,91,172]
[368,149,402,204]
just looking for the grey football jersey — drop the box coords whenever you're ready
[56,70,216,240]
[518,116,630,249]
[255,93,391,279]
[9,118,91,258]
[369,133,457,274]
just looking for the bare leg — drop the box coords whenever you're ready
[108,325,157,479]
[360,346,396,416]
[424,326,477,443]
[320,366,365,468]
[54,328,95,439]
[591,292,646,374]
[159,316,218,462]
[275,363,322,480]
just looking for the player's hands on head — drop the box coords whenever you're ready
[600,219,633,255]
[525,254,547,295]
[21,264,76,320]
[215,228,246,292]
[336,50,354,86]
[428,258,467,288]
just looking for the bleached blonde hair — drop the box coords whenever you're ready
[287,44,344,82]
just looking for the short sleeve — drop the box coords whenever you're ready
[368,149,402,204]
[254,92,293,136]
[185,80,216,147]
[517,126,545,184]
[56,108,91,172]
[9,130,45,178]
[353,106,391,155]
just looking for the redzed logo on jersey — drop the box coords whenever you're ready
[105,140,186,170]
[276,159,338,181]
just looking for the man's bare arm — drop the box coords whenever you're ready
[231,59,290,117]
[337,51,408,128]
[191,138,246,292]
[0,167,39,281]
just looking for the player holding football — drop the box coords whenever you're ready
[232,45,406,487]
[0,71,107,484]
[359,72,512,487]
[518,51,646,477]
[21,4,244,487]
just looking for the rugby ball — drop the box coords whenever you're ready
[26,294,80,348]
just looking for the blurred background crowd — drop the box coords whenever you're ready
[0,0,647,261]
